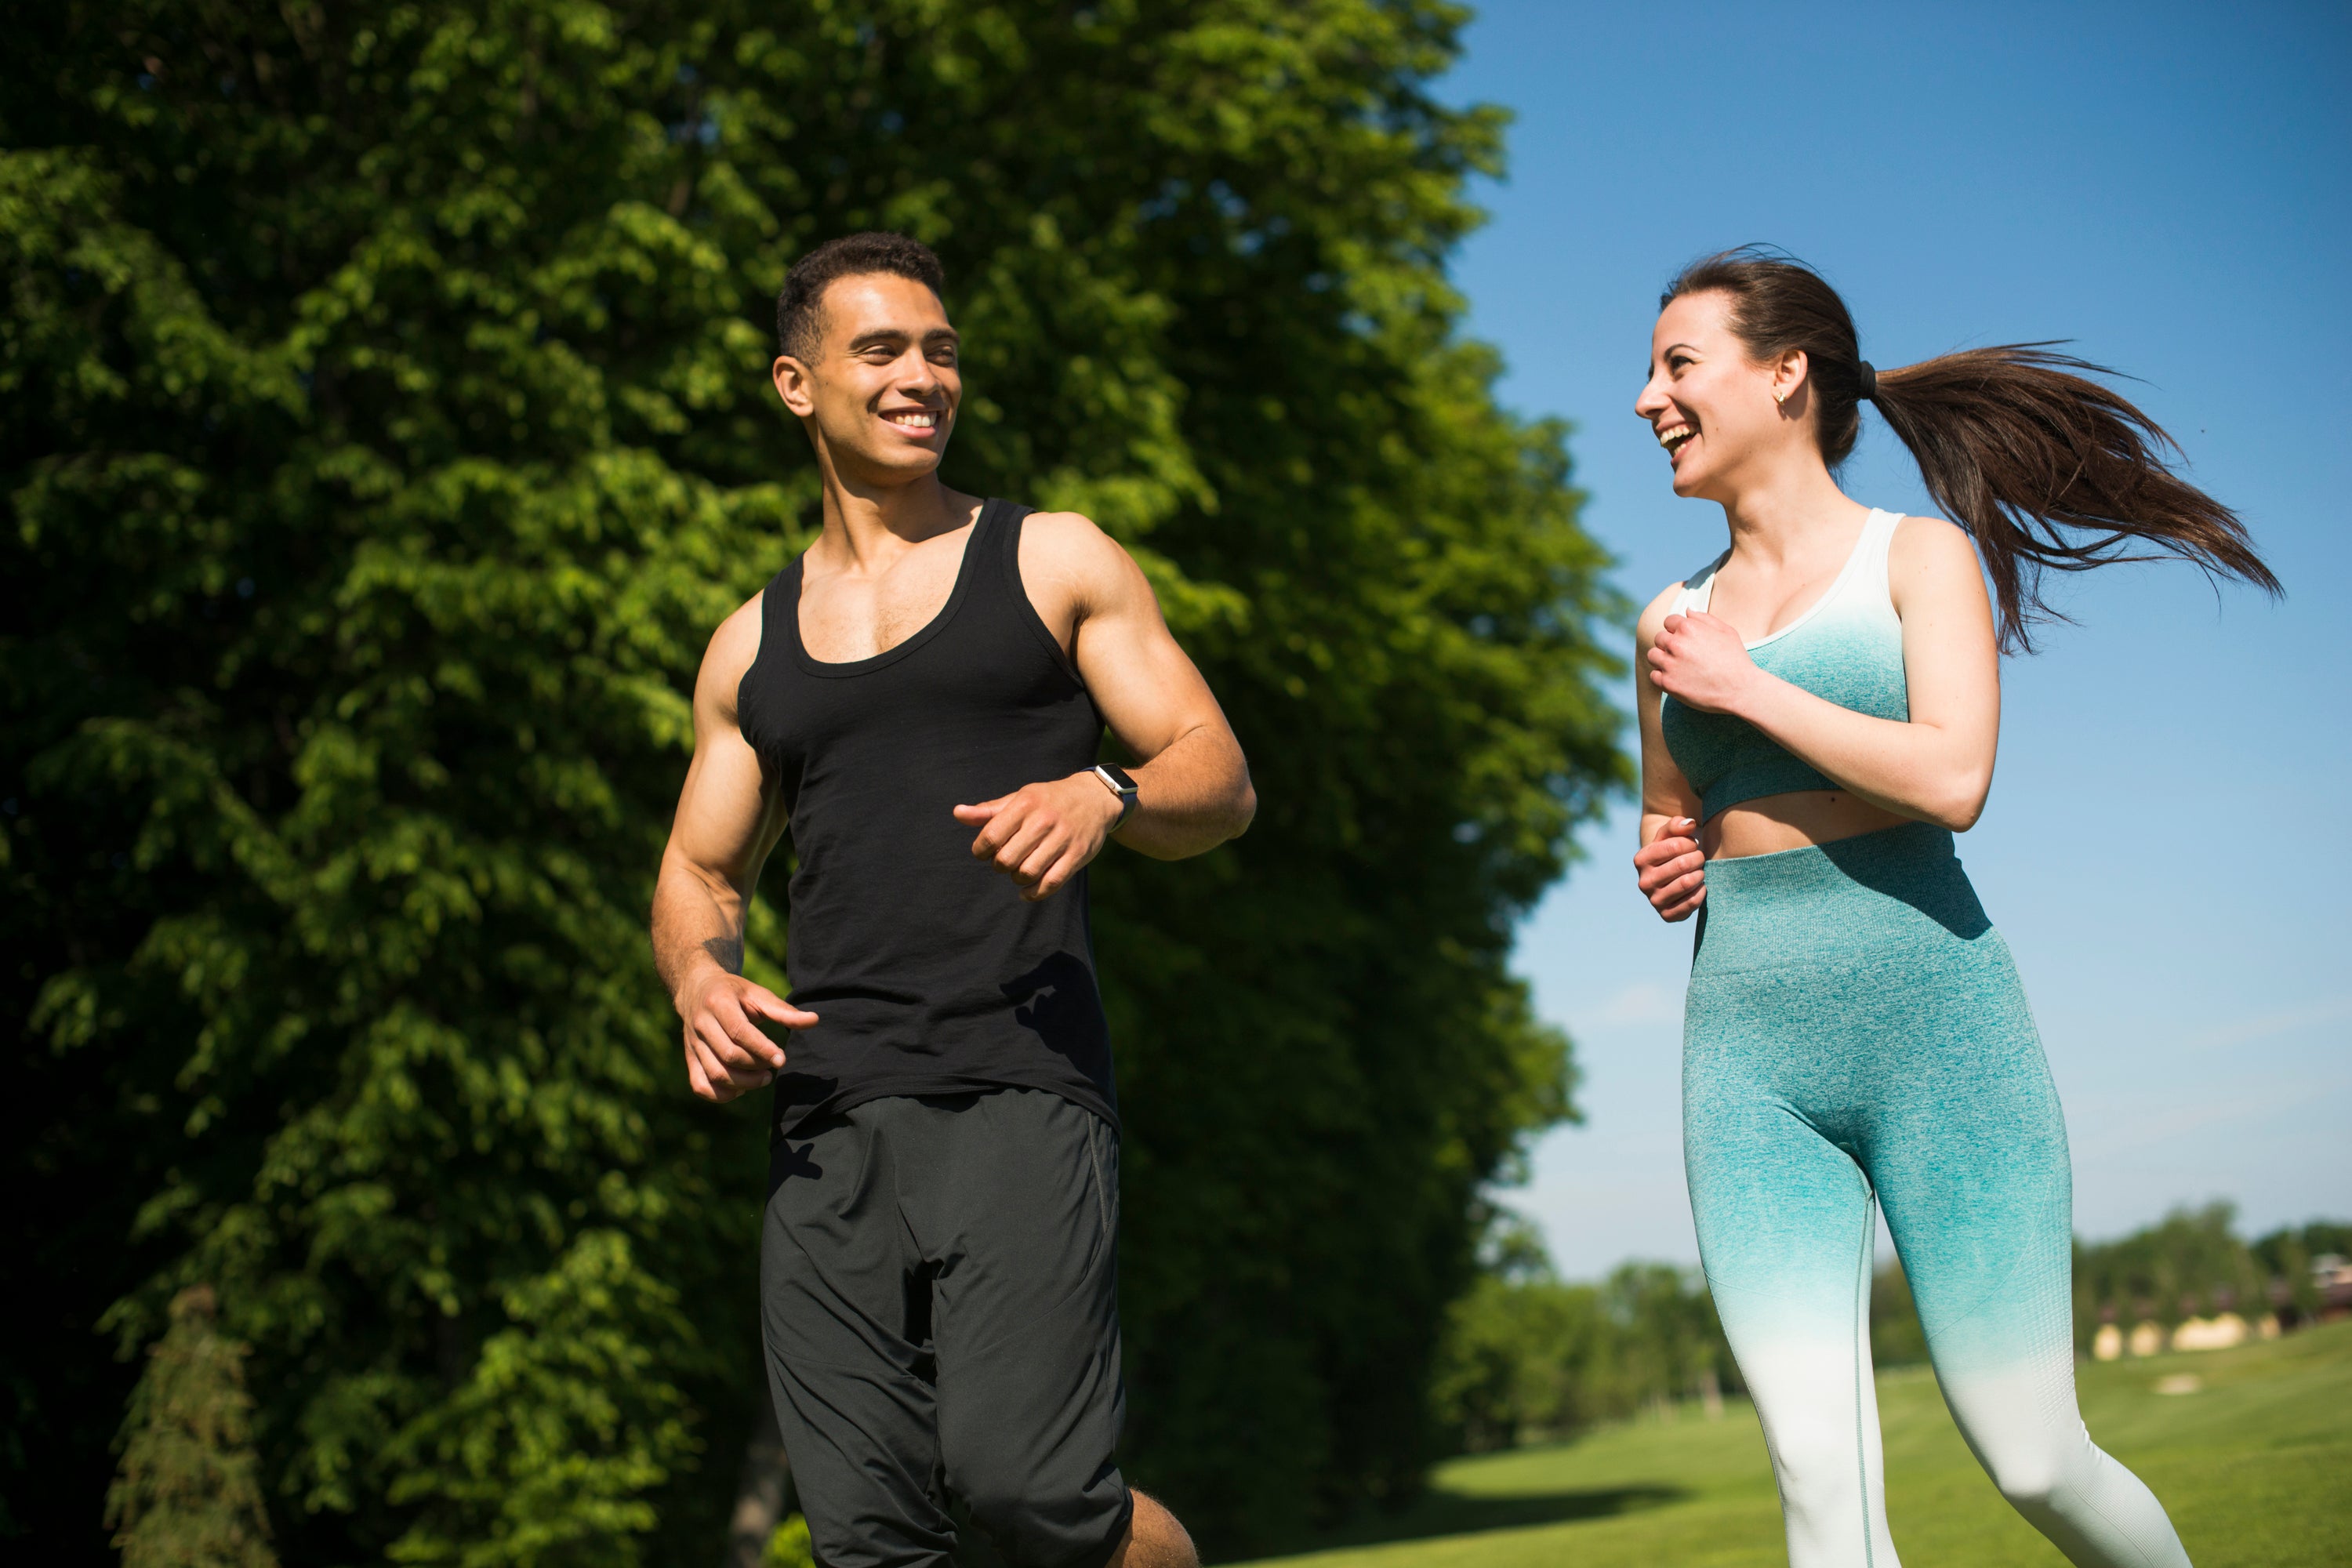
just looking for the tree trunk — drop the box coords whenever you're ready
[724,1390,793,1568]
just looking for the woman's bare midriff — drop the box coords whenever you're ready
[1700,789,1917,860]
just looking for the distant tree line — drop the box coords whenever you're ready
[1878,1205,2350,1368]
[1428,1218,1739,1454]
[1439,1204,2350,1452]
[2070,1205,2351,1348]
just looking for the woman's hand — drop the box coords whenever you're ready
[1634,816,1706,923]
[1646,611,1760,715]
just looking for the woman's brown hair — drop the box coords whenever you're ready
[1663,246,2279,650]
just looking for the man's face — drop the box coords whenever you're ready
[773,274,960,486]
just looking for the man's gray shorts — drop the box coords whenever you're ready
[762,1088,1131,1568]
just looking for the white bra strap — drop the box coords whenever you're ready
[1674,553,1728,616]
[1859,508,1900,605]
[1670,510,1897,622]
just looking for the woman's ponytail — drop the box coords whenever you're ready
[1666,248,2279,651]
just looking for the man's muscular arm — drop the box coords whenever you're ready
[651,596,818,1102]
[954,514,1255,900]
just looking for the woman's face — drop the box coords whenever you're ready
[1633,289,1796,501]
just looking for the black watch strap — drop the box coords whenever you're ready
[1092,763,1139,825]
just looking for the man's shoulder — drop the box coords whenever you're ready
[1016,506,1113,551]
[698,589,770,710]
[1013,506,1145,596]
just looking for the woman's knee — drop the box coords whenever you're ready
[1973,1426,2085,1516]
[1987,1455,2063,1512]
[1759,1403,1867,1516]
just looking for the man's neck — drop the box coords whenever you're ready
[814,465,976,574]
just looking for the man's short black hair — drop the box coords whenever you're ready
[775,232,946,362]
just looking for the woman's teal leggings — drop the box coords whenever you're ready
[1685,822,2190,1568]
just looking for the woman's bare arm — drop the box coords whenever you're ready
[1633,581,1709,922]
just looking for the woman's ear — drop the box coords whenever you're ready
[1770,348,1809,409]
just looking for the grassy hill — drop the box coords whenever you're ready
[1226,1319,2352,1568]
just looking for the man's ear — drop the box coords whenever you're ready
[772,355,816,418]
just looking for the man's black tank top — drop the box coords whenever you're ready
[736,498,1116,1140]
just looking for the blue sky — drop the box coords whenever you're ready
[1435,1,2352,1277]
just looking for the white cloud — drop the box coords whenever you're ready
[1581,979,1684,1029]
[2074,1073,2352,1163]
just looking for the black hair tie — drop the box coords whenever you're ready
[1857,361,1878,401]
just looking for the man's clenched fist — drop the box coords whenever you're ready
[954,771,1127,902]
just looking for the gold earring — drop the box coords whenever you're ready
[1773,390,1787,406]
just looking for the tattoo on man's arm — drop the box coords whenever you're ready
[702,936,744,974]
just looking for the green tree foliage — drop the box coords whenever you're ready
[1868,1257,1929,1369]
[1428,1225,1737,1454]
[760,1513,815,1568]
[2071,1206,2352,1349]
[2,1,1621,1560]
[105,1285,281,1568]
[2071,1203,2267,1349]
[2251,1221,2352,1327]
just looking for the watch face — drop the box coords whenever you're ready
[1100,763,1138,793]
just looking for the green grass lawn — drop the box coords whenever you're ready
[1229,1319,2352,1568]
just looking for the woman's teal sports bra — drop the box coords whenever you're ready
[1661,508,1911,822]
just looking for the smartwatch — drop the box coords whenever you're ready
[1091,763,1140,826]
